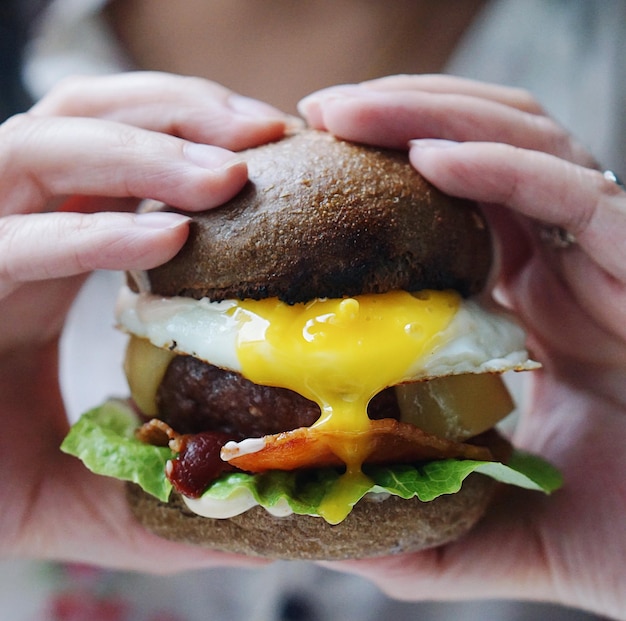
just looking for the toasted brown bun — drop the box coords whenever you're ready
[145,130,492,304]
[127,474,495,560]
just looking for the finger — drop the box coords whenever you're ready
[408,140,626,350]
[0,211,190,295]
[25,457,268,573]
[299,74,545,122]
[298,89,593,166]
[408,139,626,280]
[357,74,545,113]
[0,114,248,215]
[30,71,289,151]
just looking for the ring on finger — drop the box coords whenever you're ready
[539,225,577,249]
[603,169,625,189]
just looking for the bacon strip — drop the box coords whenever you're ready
[166,431,237,497]
[221,419,494,473]
[136,419,236,497]
[135,418,179,446]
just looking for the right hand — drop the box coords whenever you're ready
[300,74,626,619]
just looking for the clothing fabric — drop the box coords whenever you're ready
[23,0,130,99]
[6,1,623,619]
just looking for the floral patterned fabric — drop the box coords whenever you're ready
[0,560,608,621]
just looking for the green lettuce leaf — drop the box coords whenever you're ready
[199,452,562,522]
[61,400,562,522]
[60,400,173,501]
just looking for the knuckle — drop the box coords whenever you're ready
[529,114,577,160]
[52,73,88,94]
[179,74,230,97]
[0,112,35,144]
[0,215,23,282]
[511,86,544,114]
[30,74,89,115]
[0,113,46,204]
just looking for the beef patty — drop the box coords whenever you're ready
[156,354,401,438]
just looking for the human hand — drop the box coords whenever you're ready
[0,71,289,571]
[299,75,626,619]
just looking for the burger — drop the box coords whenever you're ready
[61,130,561,560]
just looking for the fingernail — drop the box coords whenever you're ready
[297,90,352,118]
[183,143,242,169]
[409,139,460,149]
[298,88,362,127]
[284,115,306,133]
[228,94,286,119]
[298,85,361,107]
[134,212,190,229]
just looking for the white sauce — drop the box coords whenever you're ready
[183,489,295,519]
[181,486,394,519]
[221,437,267,458]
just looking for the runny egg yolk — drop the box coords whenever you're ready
[232,290,460,523]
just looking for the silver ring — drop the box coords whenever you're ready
[603,169,625,188]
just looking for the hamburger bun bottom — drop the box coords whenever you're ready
[126,474,495,560]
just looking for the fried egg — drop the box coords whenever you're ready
[116,285,537,401]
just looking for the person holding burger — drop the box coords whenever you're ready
[1,2,625,620]
[1,70,625,619]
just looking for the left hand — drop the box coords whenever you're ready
[299,75,626,619]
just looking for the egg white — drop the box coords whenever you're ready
[115,286,539,381]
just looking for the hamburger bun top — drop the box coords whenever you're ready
[144,130,492,304]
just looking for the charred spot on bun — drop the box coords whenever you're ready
[61,130,561,560]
